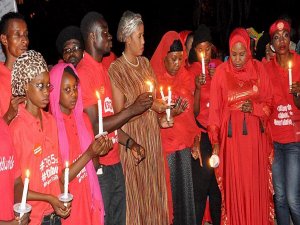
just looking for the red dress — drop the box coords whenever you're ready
[208,28,274,225]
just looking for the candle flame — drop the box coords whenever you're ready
[168,86,171,91]
[95,91,100,99]
[65,161,69,168]
[146,81,152,86]
[288,61,292,69]
[160,86,163,91]
[200,52,205,58]
[26,169,30,178]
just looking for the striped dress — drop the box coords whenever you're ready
[109,56,169,225]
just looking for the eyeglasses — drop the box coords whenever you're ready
[30,83,54,92]
[63,46,82,54]
[63,85,78,95]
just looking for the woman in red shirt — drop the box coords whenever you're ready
[49,62,113,225]
[151,31,199,225]
[208,28,274,225]
[264,19,300,225]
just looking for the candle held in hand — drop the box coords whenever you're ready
[64,162,69,198]
[20,170,30,210]
[96,91,103,134]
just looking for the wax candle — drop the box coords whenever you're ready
[160,86,165,100]
[20,170,30,210]
[166,87,172,121]
[64,162,69,198]
[201,52,205,75]
[288,61,292,90]
[146,81,153,92]
[96,91,103,134]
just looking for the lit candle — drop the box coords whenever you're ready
[201,52,205,75]
[96,91,103,134]
[160,86,165,100]
[146,81,153,92]
[64,162,69,198]
[166,87,172,121]
[288,61,292,90]
[209,154,220,168]
[20,170,30,210]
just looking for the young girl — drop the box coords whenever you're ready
[9,50,70,225]
[49,62,112,225]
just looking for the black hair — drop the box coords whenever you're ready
[255,32,270,61]
[169,39,183,53]
[80,11,104,44]
[64,66,79,82]
[0,12,25,35]
[56,26,84,55]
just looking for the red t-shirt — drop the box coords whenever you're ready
[62,112,101,225]
[0,118,21,221]
[265,52,300,143]
[102,52,117,71]
[0,62,11,117]
[188,59,222,130]
[76,52,119,165]
[9,105,62,225]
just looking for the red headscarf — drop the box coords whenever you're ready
[150,31,199,151]
[229,28,257,81]
[179,30,192,45]
[269,19,291,39]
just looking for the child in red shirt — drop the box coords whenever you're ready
[9,50,70,225]
[49,62,113,225]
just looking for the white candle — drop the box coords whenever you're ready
[201,52,205,75]
[209,154,220,168]
[64,162,69,198]
[160,86,165,100]
[166,87,172,121]
[288,61,292,89]
[96,91,103,134]
[20,170,30,210]
[146,81,153,92]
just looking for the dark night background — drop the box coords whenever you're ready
[16,0,300,65]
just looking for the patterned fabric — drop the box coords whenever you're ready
[11,50,48,96]
[109,56,169,225]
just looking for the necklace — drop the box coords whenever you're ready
[122,52,139,67]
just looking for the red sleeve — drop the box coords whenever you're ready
[208,66,223,145]
[251,61,273,119]
[77,66,98,108]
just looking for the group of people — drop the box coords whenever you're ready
[0,8,299,225]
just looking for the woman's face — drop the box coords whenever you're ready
[164,51,184,76]
[25,71,51,109]
[126,24,145,56]
[230,42,247,69]
[272,30,290,55]
[59,71,78,115]
[195,41,212,64]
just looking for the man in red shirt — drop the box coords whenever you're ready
[0,12,27,124]
[77,12,153,225]
[0,118,29,225]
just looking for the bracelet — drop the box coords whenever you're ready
[126,138,132,151]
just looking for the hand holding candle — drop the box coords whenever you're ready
[64,162,69,198]
[288,61,292,91]
[96,91,104,134]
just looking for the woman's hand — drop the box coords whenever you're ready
[151,98,169,113]
[171,97,188,117]
[212,143,220,155]
[127,140,146,165]
[90,135,113,157]
[48,195,71,219]
[291,81,300,95]
[195,73,206,88]
[191,135,203,167]
[241,99,253,113]
[159,113,174,128]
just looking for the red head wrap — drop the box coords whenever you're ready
[269,19,291,39]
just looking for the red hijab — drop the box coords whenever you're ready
[228,28,257,81]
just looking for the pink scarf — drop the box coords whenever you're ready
[49,62,104,224]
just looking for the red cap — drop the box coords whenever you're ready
[269,19,291,38]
